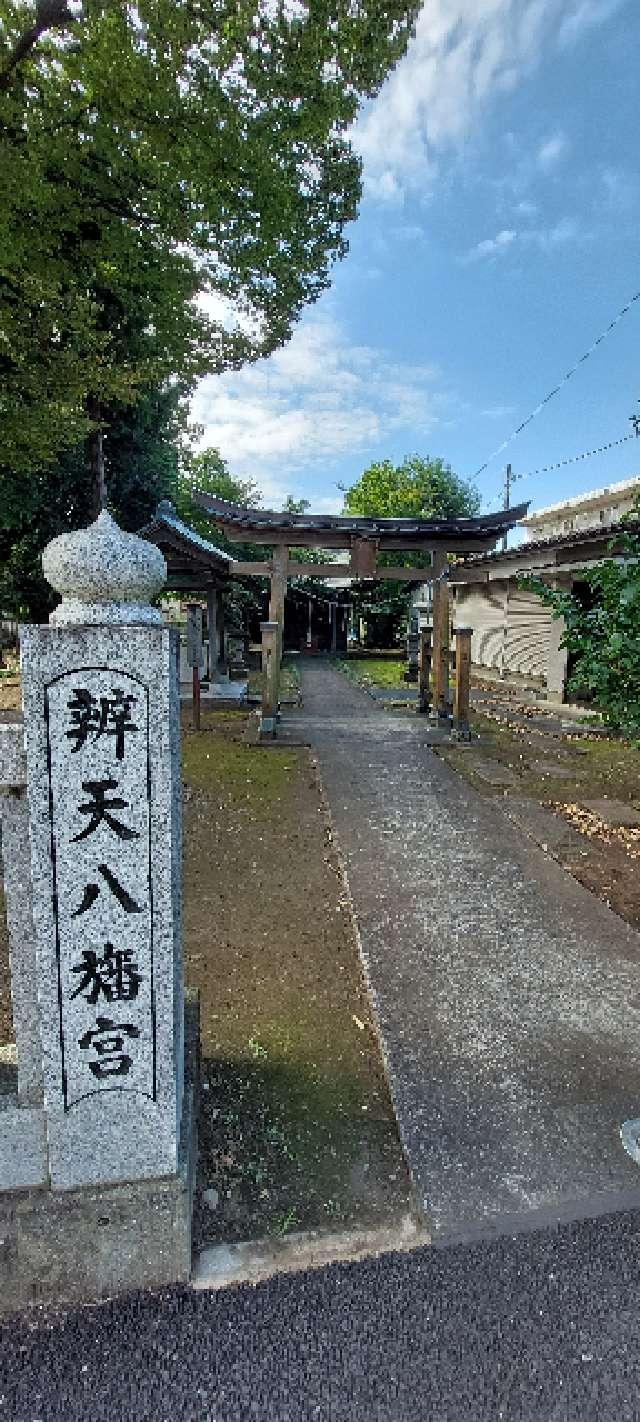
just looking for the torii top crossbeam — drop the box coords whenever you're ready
[195,493,528,552]
[194,492,529,581]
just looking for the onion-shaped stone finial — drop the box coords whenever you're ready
[43,510,167,625]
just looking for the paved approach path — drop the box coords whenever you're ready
[283,661,640,1242]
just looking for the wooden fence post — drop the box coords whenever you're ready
[260,620,279,737]
[453,626,472,740]
[418,627,432,714]
[186,603,203,731]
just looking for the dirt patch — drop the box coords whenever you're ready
[438,704,640,930]
[0,678,21,715]
[181,708,411,1246]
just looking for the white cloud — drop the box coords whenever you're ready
[390,223,427,242]
[528,215,581,248]
[354,0,625,201]
[537,131,570,170]
[465,227,517,260]
[481,403,517,419]
[191,313,446,504]
[464,215,582,259]
[557,0,625,45]
[312,494,346,515]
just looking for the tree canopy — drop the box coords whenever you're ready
[342,455,480,645]
[0,381,185,620]
[0,0,419,481]
[175,447,262,546]
[343,455,481,520]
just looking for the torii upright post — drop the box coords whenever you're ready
[453,626,473,739]
[431,549,451,724]
[269,544,288,666]
[418,627,432,715]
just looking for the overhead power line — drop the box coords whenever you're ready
[473,287,640,479]
[511,429,639,484]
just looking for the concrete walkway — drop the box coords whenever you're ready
[282,661,640,1242]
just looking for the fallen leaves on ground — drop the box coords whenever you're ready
[556,803,640,860]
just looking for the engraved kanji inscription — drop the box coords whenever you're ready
[78,1017,140,1079]
[44,667,155,1108]
[71,865,144,917]
[70,943,142,1005]
[71,778,139,843]
[67,688,138,760]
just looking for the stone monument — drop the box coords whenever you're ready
[0,511,198,1311]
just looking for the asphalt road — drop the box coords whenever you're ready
[2,1208,640,1420]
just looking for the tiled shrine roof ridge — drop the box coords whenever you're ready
[193,493,530,547]
[141,500,234,585]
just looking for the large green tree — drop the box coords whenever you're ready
[0,0,419,489]
[343,455,481,520]
[0,382,186,619]
[176,447,263,544]
[342,455,481,646]
[174,447,269,633]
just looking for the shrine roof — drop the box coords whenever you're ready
[194,493,529,548]
[141,501,233,586]
[450,516,637,576]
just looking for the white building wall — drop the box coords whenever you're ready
[522,477,640,541]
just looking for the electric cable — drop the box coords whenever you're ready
[473,287,640,479]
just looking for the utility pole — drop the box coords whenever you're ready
[501,463,512,551]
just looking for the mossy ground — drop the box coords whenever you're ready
[336,655,407,691]
[181,708,411,1245]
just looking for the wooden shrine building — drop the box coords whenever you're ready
[142,499,234,676]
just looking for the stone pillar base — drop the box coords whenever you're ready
[0,992,199,1315]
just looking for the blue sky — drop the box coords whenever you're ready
[192,0,639,520]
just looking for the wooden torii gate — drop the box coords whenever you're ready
[195,493,528,736]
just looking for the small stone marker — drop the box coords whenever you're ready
[186,603,204,668]
[260,620,279,737]
[20,511,185,1191]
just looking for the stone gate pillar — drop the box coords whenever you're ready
[20,511,185,1192]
